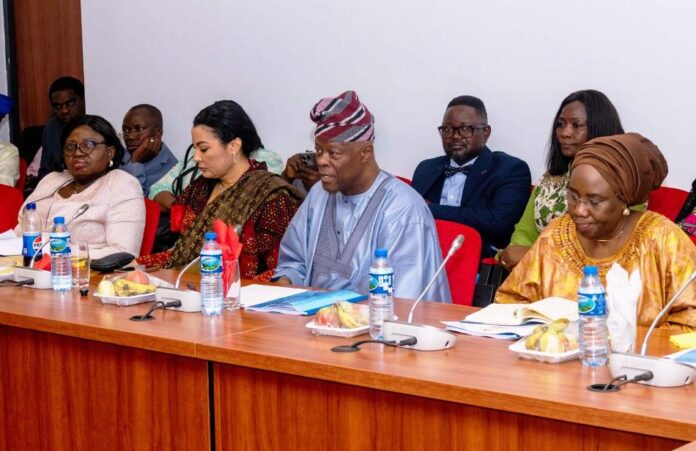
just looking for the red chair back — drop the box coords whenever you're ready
[648,186,689,221]
[435,219,482,305]
[140,198,161,256]
[0,185,23,233]
[395,175,412,185]
[15,158,27,192]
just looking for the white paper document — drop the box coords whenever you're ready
[0,230,22,256]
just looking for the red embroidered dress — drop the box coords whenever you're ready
[138,161,302,281]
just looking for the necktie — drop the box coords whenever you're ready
[444,164,472,178]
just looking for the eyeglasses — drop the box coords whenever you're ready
[63,139,106,156]
[437,124,487,139]
[120,126,151,138]
[52,97,80,112]
[565,190,618,210]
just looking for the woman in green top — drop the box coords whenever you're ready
[499,90,624,269]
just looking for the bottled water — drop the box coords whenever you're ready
[50,216,72,291]
[200,232,224,316]
[368,248,394,339]
[578,265,608,366]
[22,202,42,267]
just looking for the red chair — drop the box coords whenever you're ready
[395,175,412,185]
[0,185,23,233]
[435,219,482,305]
[15,158,27,192]
[648,186,689,221]
[140,198,161,256]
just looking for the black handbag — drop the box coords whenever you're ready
[90,252,135,272]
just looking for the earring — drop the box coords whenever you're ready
[149,138,155,143]
[623,207,630,216]
[109,159,113,168]
[232,152,237,164]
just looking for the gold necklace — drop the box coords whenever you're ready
[593,216,628,243]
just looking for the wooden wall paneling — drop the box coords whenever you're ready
[214,364,686,451]
[0,325,210,451]
[10,0,84,131]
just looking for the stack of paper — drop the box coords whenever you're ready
[0,230,21,256]
[442,321,539,340]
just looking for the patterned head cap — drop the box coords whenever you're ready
[310,90,374,142]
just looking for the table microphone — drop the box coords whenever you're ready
[608,270,696,387]
[155,256,202,312]
[14,204,90,289]
[381,234,463,351]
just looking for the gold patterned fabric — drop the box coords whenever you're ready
[496,211,696,329]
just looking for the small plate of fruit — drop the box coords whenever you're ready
[95,270,172,306]
[508,318,580,363]
[306,302,370,337]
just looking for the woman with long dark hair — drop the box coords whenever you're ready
[137,100,303,280]
[499,90,625,269]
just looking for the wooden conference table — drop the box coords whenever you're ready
[0,270,694,450]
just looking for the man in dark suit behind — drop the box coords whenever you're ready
[412,95,531,257]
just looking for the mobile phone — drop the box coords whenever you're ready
[299,151,317,169]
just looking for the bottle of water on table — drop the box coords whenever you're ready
[368,248,394,339]
[50,216,72,291]
[578,265,608,366]
[22,202,42,267]
[200,232,224,316]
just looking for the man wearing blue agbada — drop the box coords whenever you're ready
[273,90,451,302]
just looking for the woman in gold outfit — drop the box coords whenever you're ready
[496,133,696,329]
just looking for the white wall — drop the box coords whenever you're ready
[82,0,696,189]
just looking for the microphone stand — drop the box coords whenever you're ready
[608,270,696,387]
[381,235,464,351]
[155,257,202,312]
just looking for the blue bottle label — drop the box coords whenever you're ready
[200,254,223,274]
[578,292,606,316]
[49,233,70,256]
[22,233,42,257]
[369,272,393,295]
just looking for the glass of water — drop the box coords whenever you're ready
[70,241,90,294]
[224,259,241,311]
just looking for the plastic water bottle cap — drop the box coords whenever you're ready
[54,216,65,225]
[26,202,36,210]
[205,232,217,241]
[375,248,388,258]
[583,265,598,275]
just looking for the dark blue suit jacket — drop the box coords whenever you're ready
[411,147,531,257]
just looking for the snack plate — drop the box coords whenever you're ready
[508,337,580,363]
[306,307,396,338]
[95,274,173,306]
[305,321,369,338]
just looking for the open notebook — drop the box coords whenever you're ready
[463,297,579,326]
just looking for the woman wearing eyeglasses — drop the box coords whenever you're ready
[496,134,696,328]
[16,115,145,259]
[499,90,625,270]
